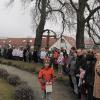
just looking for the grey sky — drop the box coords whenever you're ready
[0,0,77,38]
[0,0,34,38]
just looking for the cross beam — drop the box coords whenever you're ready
[42,30,56,49]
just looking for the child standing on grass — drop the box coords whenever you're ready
[38,62,55,100]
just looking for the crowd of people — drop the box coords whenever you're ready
[0,46,33,62]
[38,47,100,100]
[66,47,98,100]
[0,46,100,100]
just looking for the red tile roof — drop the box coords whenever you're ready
[0,38,57,48]
[84,39,94,45]
[0,37,94,48]
[41,38,57,48]
[64,36,76,47]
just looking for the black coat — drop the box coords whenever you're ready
[85,54,96,86]
[75,55,87,74]
[33,51,38,63]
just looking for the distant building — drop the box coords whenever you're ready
[0,38,57,49]
[0,36,94,51]
[49,36,76,53]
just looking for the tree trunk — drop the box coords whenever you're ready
[76,17,85,49]
[76,0,86,49]
[34,0,47,50]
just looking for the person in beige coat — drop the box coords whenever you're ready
[93,53,100,100]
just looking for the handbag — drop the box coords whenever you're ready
[46,82,53,93]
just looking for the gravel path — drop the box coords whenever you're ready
[0,64,78,100]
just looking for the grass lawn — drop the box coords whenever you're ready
[0,58,69,81]
[0,58,42,73]
[0,79,14,100]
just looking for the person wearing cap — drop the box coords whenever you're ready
[38,62,55,100]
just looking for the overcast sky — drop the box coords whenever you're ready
[0,0,77,38]
[0,0,34,38]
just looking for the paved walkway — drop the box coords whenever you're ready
[0,64,78,100]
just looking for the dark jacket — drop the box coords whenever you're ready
[85,54,96,86]
[75,55,87,74]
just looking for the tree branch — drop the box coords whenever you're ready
[87,23,100,45]
[47,9,66,35]
[87,21,100,45]
[38,0,42,13]
[69,0,78,12]
[85,6,100,22]
[86,3,92,13]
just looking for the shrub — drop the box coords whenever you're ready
[2,61,8,65]
[7,61,12,66]
[21,81,28,85]
[15,84,34,100]
[0,58,42,73]
[0,68,9,79]
[11,64,17,67]
[0,60,2,63]
[7,74,21,86]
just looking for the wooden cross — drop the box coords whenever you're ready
[43,30,56,49]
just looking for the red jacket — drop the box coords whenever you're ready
[38,67,54,91]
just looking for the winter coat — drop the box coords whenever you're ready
[69,56,77,76]
[85,54,96,86]
[93,60,100,99]
[75,55,87,74]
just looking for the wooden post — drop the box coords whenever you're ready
[47,30,50,49]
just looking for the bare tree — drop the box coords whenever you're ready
[7,0,100,49]
[7,0,68,50]
[32,0,71,50]
[70,0,100,48]
[58,0,100,48]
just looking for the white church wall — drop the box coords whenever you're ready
[49,37,73,53]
